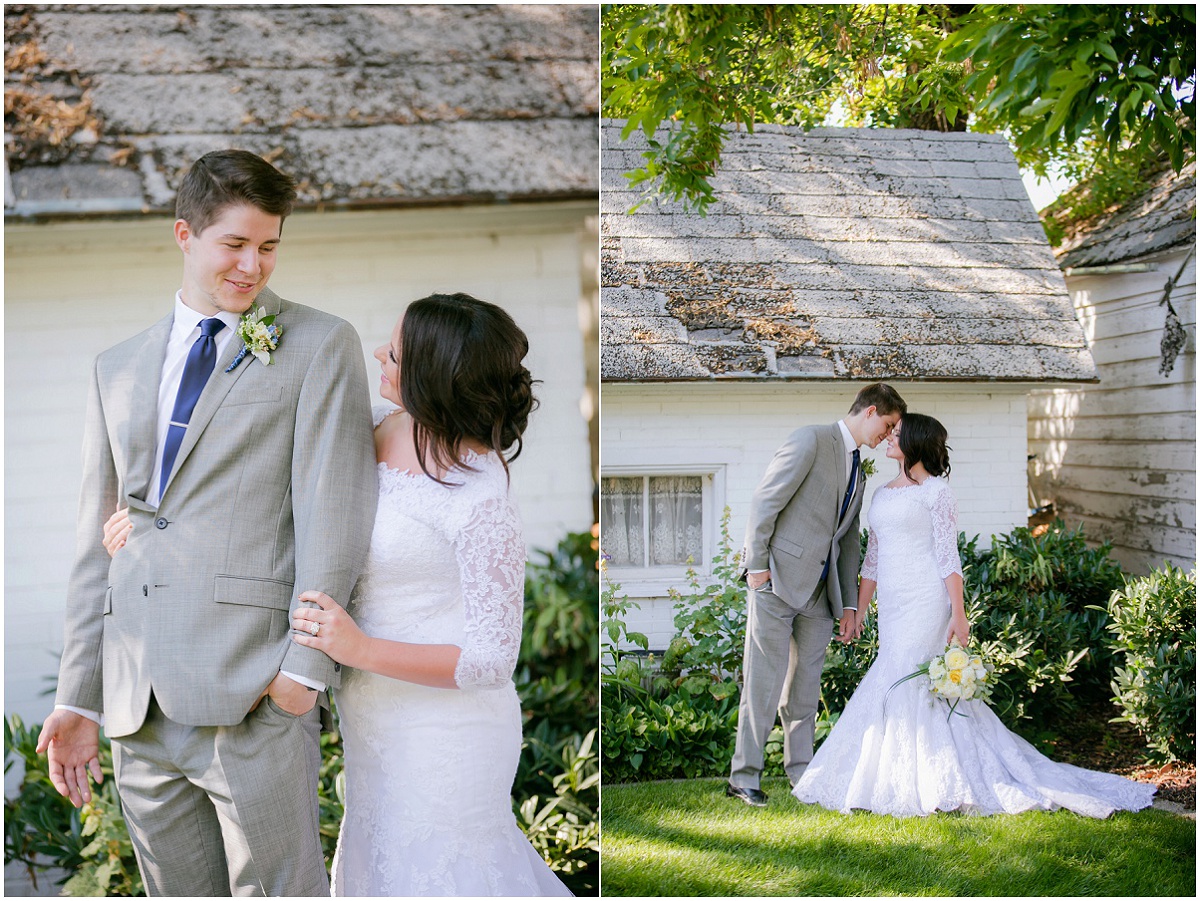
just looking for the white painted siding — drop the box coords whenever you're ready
[602,382,1030,650]
[4,202,596,730]
[1029,248,1196,574]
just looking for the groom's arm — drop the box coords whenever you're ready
[743,427,819,572]
[56,357,119,713]
[42,358,115,804]
[280,320,378,689]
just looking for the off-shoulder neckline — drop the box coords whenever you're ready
[881,475,946,491]
[374,406,497,481]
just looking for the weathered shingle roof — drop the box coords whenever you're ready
[602,121,1096,383]
[4,4,597,216]
[1052,160,1196,270]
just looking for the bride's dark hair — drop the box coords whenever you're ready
[897,412,951,481]
[399,292,539,485]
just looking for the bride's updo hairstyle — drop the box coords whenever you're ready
[399,292,539,485]
[897,412,951,481]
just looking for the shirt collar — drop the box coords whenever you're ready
[171,291,242,339]
[836,419,858,456]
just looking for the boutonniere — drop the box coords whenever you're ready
[860,458,877,478]
[225,305,282,372]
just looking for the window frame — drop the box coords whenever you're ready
[600,464,725,598]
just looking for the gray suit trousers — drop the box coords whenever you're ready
[730,582,833,789]
[112,695,327,897]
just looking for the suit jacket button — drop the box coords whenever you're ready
[155,518,168,530]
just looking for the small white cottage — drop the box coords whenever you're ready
[1029,161,1196,574]
[4,5,598,741]
[601,120,1097,649]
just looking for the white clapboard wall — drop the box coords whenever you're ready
[1028,247,1196,574]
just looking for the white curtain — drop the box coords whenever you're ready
[649,476,703,565]
[600,476,644,566]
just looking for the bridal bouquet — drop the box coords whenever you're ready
[889,637,995,721]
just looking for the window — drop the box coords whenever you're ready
[602,475,704,567]
[600,466,724,593]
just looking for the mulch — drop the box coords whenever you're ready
[1038,695,1195,812]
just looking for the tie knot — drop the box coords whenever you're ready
[199,318,226,338]
[852,448,860,462]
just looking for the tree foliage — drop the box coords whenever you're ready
[945,4,1195,174]
[602,4,1196,218]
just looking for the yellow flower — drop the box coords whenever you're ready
[944,647,970,670]
[949,670,962,684]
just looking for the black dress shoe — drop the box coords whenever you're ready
[725,783,768,807]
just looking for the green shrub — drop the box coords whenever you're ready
[661,508,747,703]
[602,682,738,782]
[965,522,1125,730]
[601,511,745,782]
[1104,564,1196,762]
[4,715,142,897]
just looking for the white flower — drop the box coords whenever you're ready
[227,305,282,371]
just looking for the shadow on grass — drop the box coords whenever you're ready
[601,778,1196,897]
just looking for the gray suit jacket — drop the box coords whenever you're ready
[55,288,378,738]
[743,423,866,617]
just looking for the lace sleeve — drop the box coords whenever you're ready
[451,495,526,689]
[861,527,880,582]
[930,480,963,580]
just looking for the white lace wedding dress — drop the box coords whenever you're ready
[793,476,1156,818]
[330,407,571,896]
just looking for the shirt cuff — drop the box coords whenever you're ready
[56,704,103,727]
[281,670,326,693]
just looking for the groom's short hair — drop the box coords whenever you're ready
[848,383,906,417]
[176,150,297,235]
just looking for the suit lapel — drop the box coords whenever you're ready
[124,313,174,507]
[162,288,282,498]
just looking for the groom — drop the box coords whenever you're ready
[727,383,906,806]
[36,150,377,895]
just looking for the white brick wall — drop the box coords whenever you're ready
[3,202,596,736]
[602,381,1031,650]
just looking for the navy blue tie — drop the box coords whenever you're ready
[822,449,861,581]
[159,318,225,499]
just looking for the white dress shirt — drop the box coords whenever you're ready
[152,293,243,505]
[60,293,321,727]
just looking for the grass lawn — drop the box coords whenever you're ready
[601,777,1196,897]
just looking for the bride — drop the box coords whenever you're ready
[290,293,571,896]
[104,293,572,896]
[792,413,1156,818]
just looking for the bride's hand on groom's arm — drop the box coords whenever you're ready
[292,590,371,670]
